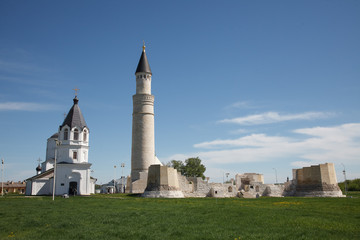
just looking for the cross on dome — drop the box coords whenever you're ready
[73,88,80,97]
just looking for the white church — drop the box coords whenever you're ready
[26,95,96,196]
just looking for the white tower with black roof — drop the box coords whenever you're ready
[56,94,92,195]
[130,44,161,191]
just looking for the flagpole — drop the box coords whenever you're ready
[1,158,4,197]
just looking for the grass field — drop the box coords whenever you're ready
[1,194,359,240]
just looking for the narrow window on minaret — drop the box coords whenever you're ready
[64,129,68,140]
[74,129,79,140]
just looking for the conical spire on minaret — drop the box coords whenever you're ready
[135,42,152,74]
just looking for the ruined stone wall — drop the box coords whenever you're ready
[142,165,184,198]
[145,165,180,191]
[177,173,194,193]
[183,177,211,197]
[297,165,322,185]
[291,163,344,197]
[319,163,337,185]
[129,171,148,193]
[210,183,237,198]
[295,163,339,186]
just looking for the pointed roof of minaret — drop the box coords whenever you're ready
[135,43,152,74]
[60,96,88,130]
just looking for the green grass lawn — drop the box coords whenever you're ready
[1,194,359,240]
[345,191,360,197]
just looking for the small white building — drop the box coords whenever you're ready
[26,95,96,196]
[100,177,127,194]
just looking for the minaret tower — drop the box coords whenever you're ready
[131,43,156,183]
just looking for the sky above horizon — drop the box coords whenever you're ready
[1,0,359,185]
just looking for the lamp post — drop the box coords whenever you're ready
[273,168,278,184]
[225,173,230,183]
[113,165,117,194]
[341,164,347,195]
[52,140,61,201]
[1,158,4,197]
[121,163,125,193]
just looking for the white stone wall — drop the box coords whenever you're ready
[55,164,92,195]
[32,179,52,195]
[46,137,56,161]
[42,159,54,172]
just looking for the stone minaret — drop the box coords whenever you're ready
[131,44,156,182]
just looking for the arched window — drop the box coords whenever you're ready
[74,129,79,140]
[64,129,68,140]
[83,130,87,142]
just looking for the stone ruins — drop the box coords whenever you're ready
[136,163,344,198]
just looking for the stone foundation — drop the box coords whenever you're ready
[142,190,184,198]
[142,165,184,198]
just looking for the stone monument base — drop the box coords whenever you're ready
[142,190,184,198]
[294,190,345,197]
[142,164,184,198]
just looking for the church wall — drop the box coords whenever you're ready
[25,181,32,195]
[32,179,51,195]
[56,145,89,164]
[42,160,54,172]
[55,165,92,195]
[46,138,56,161]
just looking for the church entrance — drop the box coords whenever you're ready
[69,181,78,195]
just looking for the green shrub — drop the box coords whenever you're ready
[338,178,360,192]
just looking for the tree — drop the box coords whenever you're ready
[168,160,185,175]
[167,157,206,179]
[183,157,206,180]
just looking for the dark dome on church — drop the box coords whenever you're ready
[60,97,88,131]
[36,164,42,172]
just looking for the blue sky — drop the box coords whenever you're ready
[1,0,359,184]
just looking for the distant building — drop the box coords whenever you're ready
[100,177,127,194]
[1,181,26,194]
[26,95,96,196]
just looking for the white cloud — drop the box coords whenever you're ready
[219,111,334,125]
[168,123,360,167]
[0,102,61,111]
[291,161,316,168]
[194,134,291,149]
[229,129,248,135]
[225,101,255,109]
